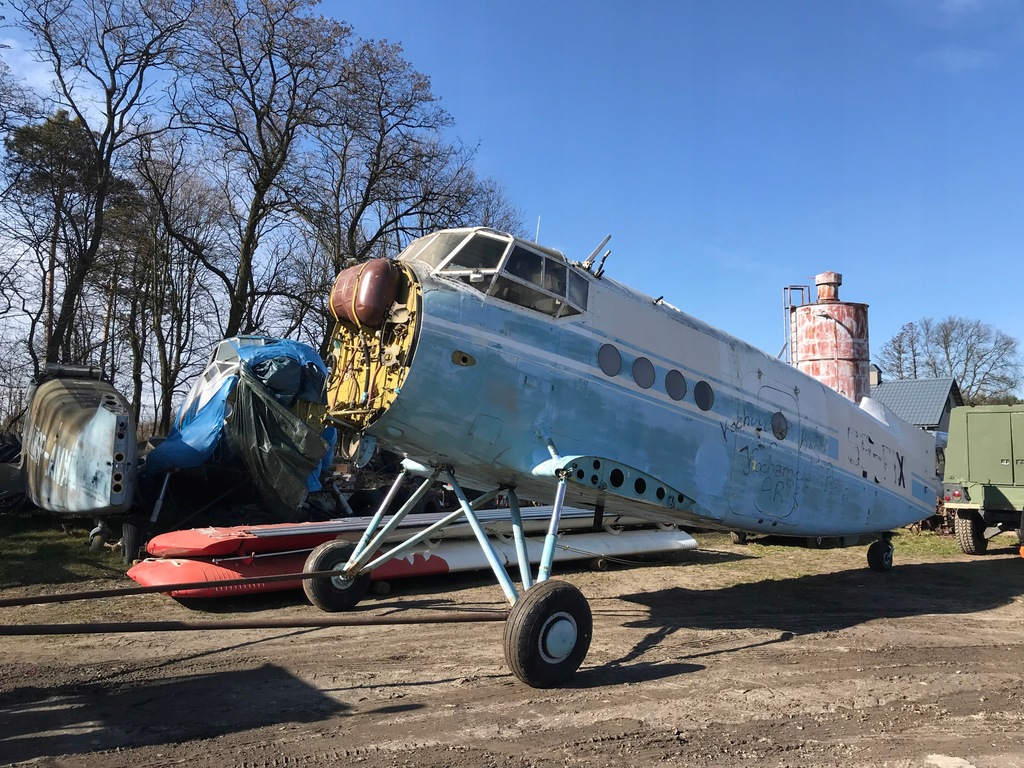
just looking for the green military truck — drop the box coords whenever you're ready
[942,404,1024,554]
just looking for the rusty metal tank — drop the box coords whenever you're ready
[790,272,870,402]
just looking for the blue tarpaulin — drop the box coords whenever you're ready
[144,337,335,495]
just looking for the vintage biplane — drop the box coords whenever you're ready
[302,227,937,687]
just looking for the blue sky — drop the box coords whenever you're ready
[329,0,1024,363]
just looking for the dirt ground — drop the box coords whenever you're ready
[1,532,1023,768]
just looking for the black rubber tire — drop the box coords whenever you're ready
[302,541,370,612]
[730,531,748,545]
[954,511,988,555]
[88,530,110,551]
[866,540,894,572]
[120,521,141,564]
[503,580,592,688]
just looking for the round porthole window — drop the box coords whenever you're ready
[772,411,789,440]
[694,381,715,411]
[665,369,687,401]
[598,344,622,376]
[632,357,655,389]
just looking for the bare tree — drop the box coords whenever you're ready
[1,0,527,431]
[877,316,1021,405]
[281,38,525,355]
[175,0,353,338]
[135,132,225,432]
[877,322,923,382]
[0,53,40,132]
[7,0,193,363]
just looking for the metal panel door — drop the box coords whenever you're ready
[1011,411,1024,486]
[966,411,1013,486]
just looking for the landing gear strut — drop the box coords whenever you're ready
[300,462,592,686]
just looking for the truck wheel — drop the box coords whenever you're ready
[954,511,988,555]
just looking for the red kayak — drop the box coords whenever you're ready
[144,506,652,559]
[128,528,698,598]
[127,548,453,597]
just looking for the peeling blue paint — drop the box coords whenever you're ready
[344,231,938,537]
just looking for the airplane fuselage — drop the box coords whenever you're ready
[326,228,935,538]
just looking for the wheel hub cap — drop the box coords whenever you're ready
[539,612,578,663]
[330,573,356,590]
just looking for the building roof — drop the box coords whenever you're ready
[869,377,964,429]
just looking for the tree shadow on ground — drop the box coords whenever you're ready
[0,663,357,764]
[563,554,1024,687]
[616,556,1023,632]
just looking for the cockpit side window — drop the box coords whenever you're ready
[543,261,567,296]
[505,247,543,284]
[490,276,560,315]
[488,245,589,318]
[567,270,589,308]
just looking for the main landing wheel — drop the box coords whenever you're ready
[302,541,370,612]
[503,580,592,688]
[866,539,894,572]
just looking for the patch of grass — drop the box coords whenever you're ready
[0,512,126,587]
[889,528,963,558]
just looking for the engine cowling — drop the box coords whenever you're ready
[328,259,401,329]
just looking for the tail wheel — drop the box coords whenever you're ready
[954,511,988,555]
[88,529,110,551]
[867,539,894,572]
[302,541,370,612]
[503,580,592,688]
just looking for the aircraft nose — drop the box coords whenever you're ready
[324,259,419,437]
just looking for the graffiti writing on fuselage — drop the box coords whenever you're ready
[739,442,800,515]
[799,428,830,456]
[847,427,905,489]
[823,462,852,504]
[719,406,772,442]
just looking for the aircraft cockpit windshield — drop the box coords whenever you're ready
[398,229,589,319]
